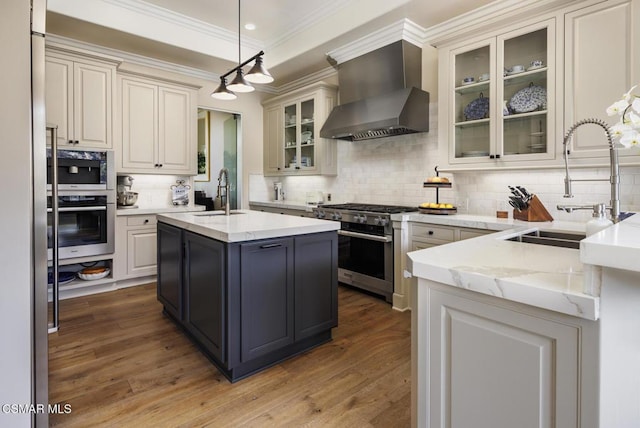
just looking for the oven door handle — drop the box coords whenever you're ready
[338,230,392,243]
[47,206,107,213]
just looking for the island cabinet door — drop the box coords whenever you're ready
[294,232,338,340]
[183,231,226,364]
[157,223,183,320]
[240,238,294,361]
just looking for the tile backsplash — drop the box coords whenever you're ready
[119,174,194,207]
[250,103,640,222]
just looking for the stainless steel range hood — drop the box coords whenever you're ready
[320,40,429,141]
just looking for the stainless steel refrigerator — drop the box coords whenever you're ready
[32,0,50,426]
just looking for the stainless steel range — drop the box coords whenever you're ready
[313,203,417,302]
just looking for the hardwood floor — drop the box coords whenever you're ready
[48,283,411,427]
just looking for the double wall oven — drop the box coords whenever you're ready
[313,203,416,302]
[47,149,115,260]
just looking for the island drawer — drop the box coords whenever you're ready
[127,215,157,227]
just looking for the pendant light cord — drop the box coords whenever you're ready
[237,0,241,67]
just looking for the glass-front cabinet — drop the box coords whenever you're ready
[263,82,337,176]
[445,19,555,166]
[283,99,316,171]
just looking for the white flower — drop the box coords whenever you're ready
[623,85,638,102]
[608,84,640,148]
[607,99,629,116]
[620,129,640,147]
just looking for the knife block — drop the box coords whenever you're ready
[513,195,554,222]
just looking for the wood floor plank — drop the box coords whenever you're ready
[48,283,411,427]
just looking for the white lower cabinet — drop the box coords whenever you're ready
[114,215,158,280]
[393,221,490,310]
[413,280,598,428]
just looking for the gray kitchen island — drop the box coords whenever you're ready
[156,210,340,382]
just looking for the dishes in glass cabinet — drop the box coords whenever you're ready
[463,93,490,121]
[509,85,547,113]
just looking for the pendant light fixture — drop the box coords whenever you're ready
[211,0,273,100]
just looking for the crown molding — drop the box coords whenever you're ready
[265,0,352,50]
[326,18,426,65]
[104,0,263,53]
[46,34,279,94]
[423,0,581,47]
[273,67,337,94]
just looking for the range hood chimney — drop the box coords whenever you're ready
[320,40,429,141]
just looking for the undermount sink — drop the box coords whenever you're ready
[195,211,245,216]
[506,230,586,249]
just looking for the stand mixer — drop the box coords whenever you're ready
[116,175,138,208]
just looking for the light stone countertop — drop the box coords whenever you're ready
[157,209,339,243]
[117,204,206,216]
[391,212,585,234]
[402,211,640,321]
[249,200,317,212]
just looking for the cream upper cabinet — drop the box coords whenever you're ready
[262,82,337,176]
[437,0,640,171]
[563,0,640,164]
[45,49,118,149]
[118,73,197,175]
[438,18,556,169]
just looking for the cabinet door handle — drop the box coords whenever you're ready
[144,219,149,224]
[158,164,163,168]
[489,154,495,159]
[260,243,282,249]
[495,154,501,159]
[428,230,434,235]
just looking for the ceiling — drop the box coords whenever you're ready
[46,0,496,86]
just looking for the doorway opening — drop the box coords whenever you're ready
[194,108,241,210]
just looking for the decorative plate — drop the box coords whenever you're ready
[509,85,547,113]
[78,268,111,281]
[463,94,490,121]
[48,271,76,286]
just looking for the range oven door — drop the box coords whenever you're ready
[337,223,393,302]
[47,191,115,260]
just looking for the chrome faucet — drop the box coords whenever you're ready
[557,118,621,222]
[217,168,231,216]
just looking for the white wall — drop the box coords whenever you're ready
[0,0,35,426]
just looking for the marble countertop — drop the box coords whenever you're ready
[391,212,585,234]
[117,204,206,216]
[404,211,640,321]
[407,225,597,320]
[249,200,317,212]
[581,212,640,271]
[157,209,339,243]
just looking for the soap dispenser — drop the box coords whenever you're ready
[586,203,613,236]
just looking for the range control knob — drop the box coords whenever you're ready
[331,212,342,221]
[358,214,367,224]
[316,210,325,219]
[374,216,389,227]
